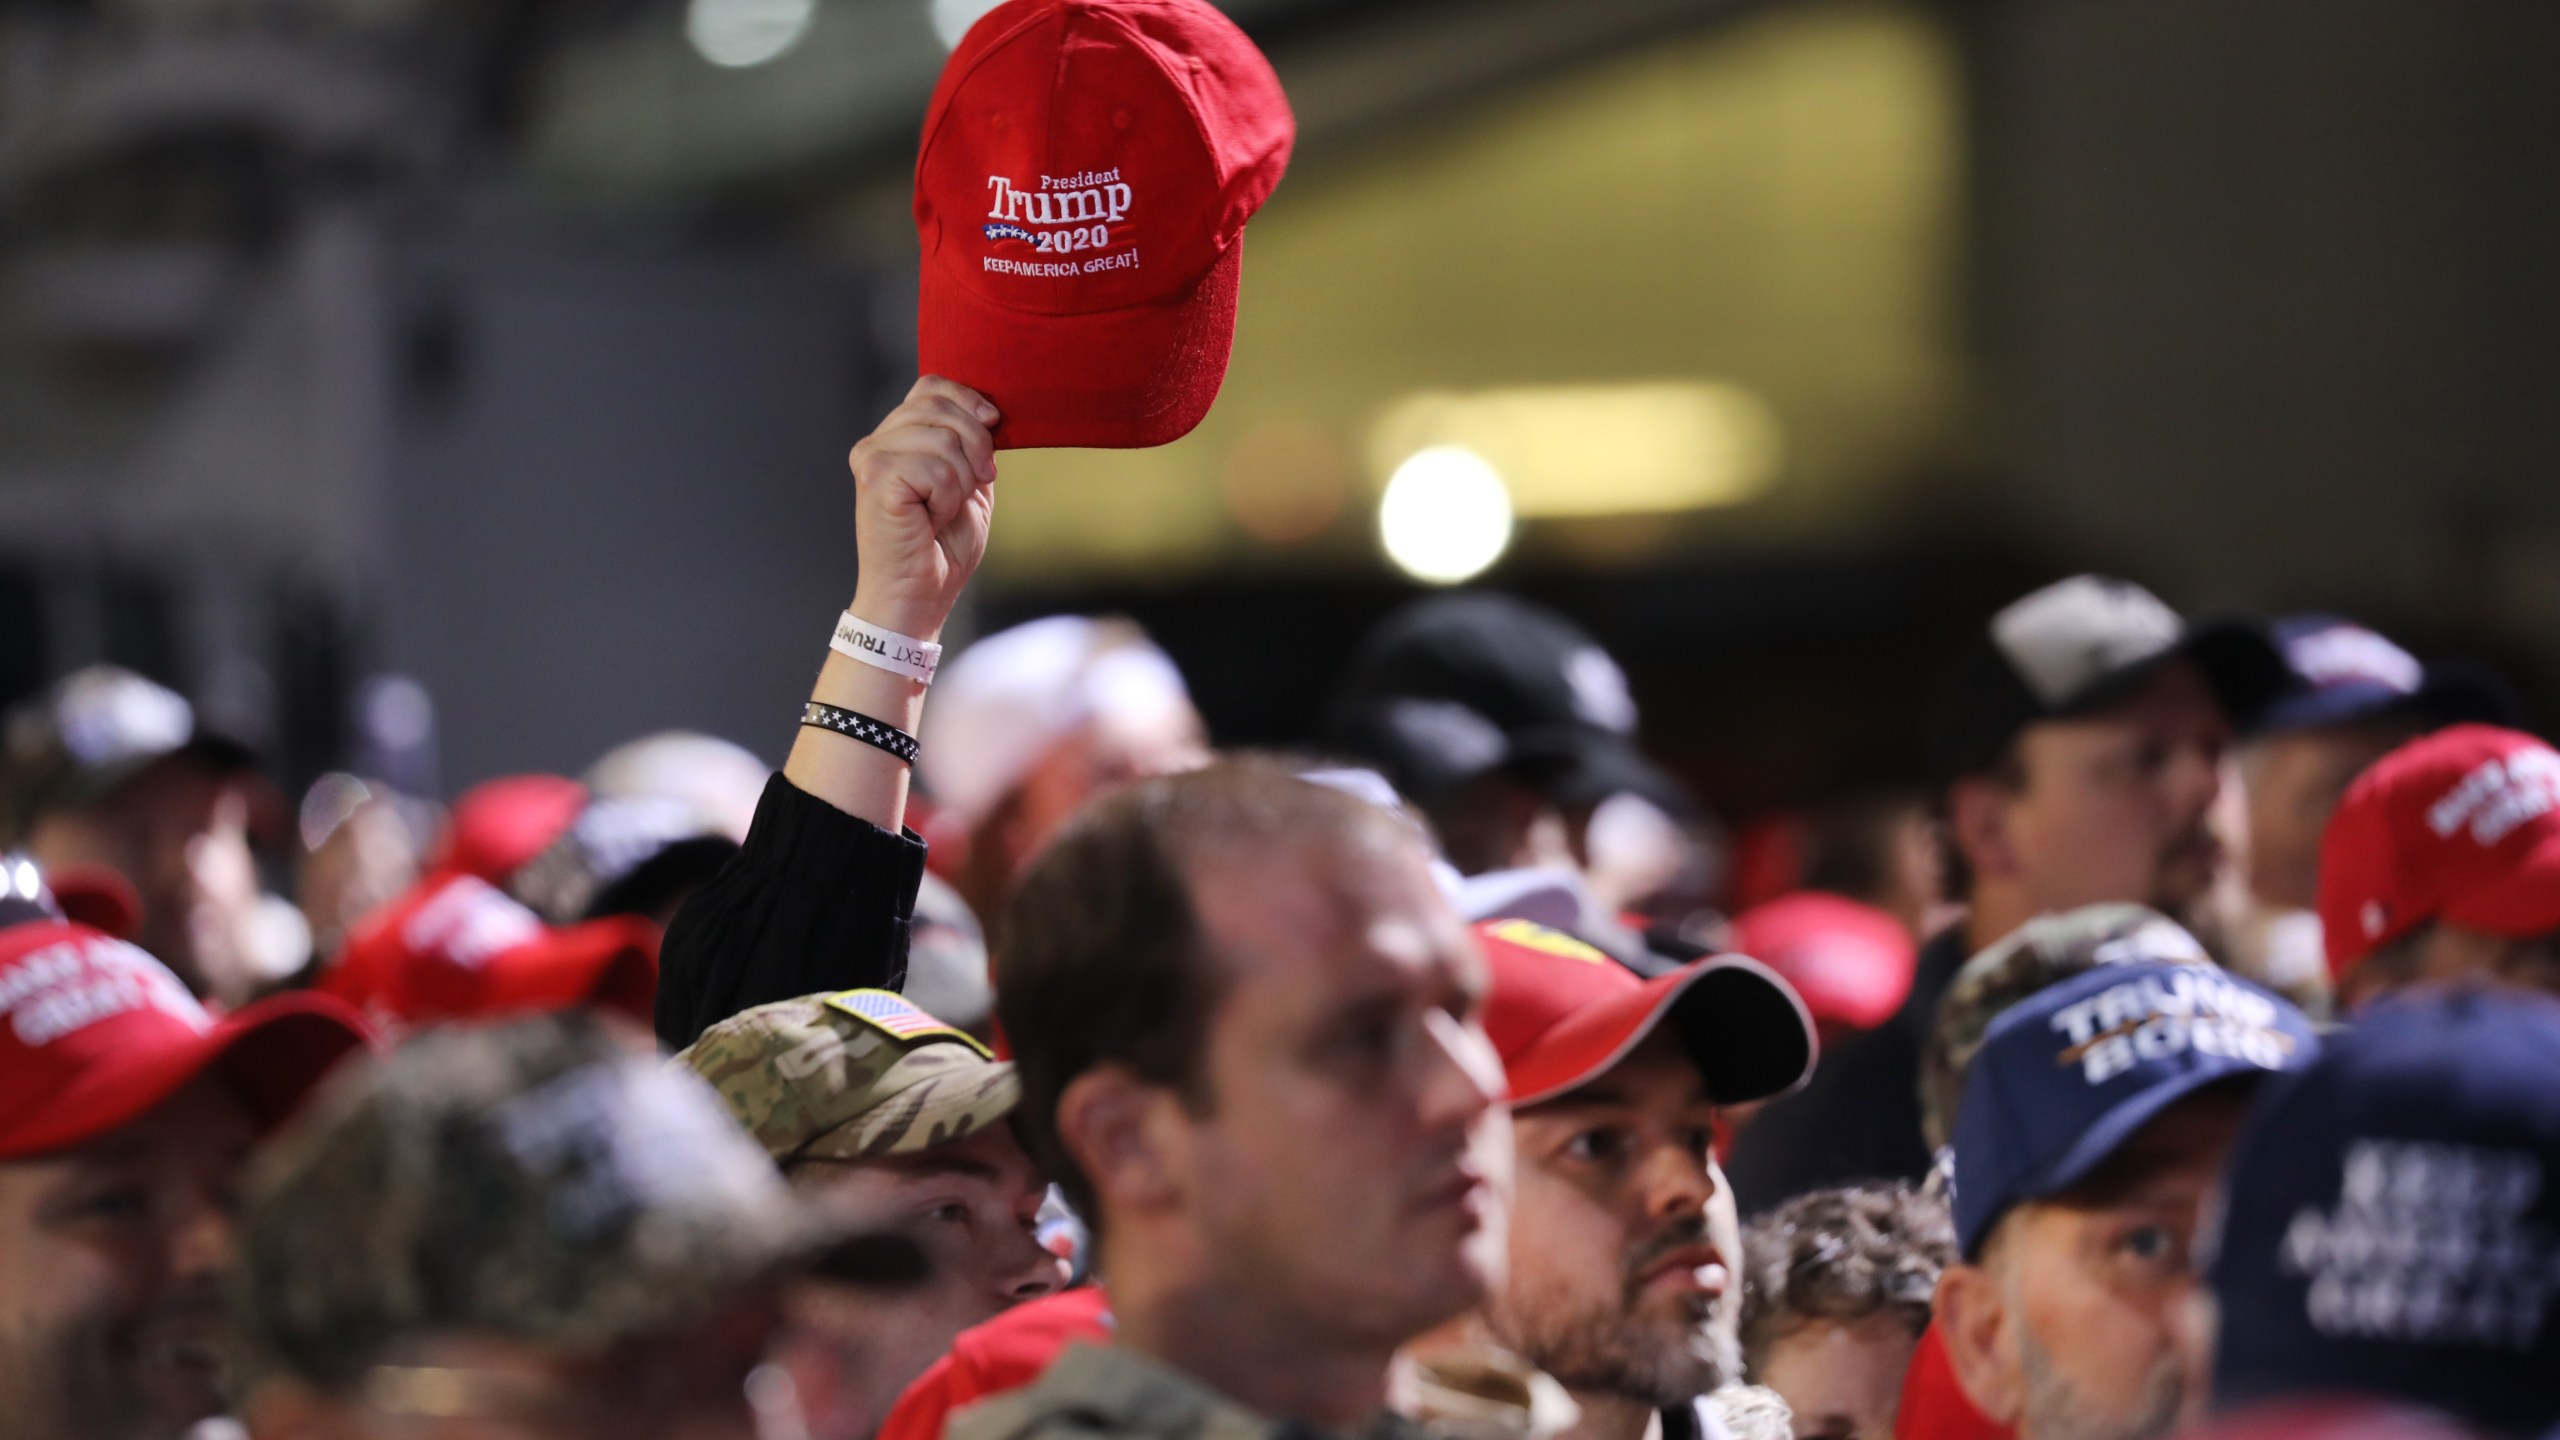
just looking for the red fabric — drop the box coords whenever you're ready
[1730,891,1916,1039]
[1895,1324,2010,1440]
[44,863,140,941]
[326,873,657,1030]
[0,920,369,1159]
[2318,724,2560,979]
[1728,814,1808,913]
[877,1287,1114,1440]
[913,0,1294,449]
[430,774,586,887]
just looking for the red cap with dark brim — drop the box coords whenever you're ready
[431,774,588,888]
[1476,918,1816,1109]
[913,0,1292,450]
[0,920,371,1161]
[2319,724,2560,980]
[329,873,657,1030]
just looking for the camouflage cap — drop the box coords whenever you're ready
[226,1011,832,1394]
[675,989,1019,1166]
[1918,904,2213,1153]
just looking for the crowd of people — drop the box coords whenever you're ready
[2,370,2555,1440]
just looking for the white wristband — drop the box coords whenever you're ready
[830,611,942,684]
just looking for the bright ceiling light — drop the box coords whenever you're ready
[1379,446,1513,584]
[930,0,1008,48]
[685,0,816,67]
[1369,382,1781,519]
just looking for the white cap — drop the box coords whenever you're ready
[584,731,769,845]
[917,616,1195,830]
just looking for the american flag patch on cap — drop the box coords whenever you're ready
[823,989,989,1056]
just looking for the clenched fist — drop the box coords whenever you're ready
[848,375,1000,641]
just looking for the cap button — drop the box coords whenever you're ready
[991,112,1008,131]
[1113,108,1132,129]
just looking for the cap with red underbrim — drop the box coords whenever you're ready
[1477,917,1815,1108]
[0,919,370,1160]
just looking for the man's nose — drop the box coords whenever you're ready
[1418,1010,1505,1131]
[1639,1139,1718,1222]
[168,1185,234,1285]
[988,1224,1068,1304]
[2166,739,2225,815]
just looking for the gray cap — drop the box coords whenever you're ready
[0,666,258,844]
[1924,576,2289,787]
[225,1012,833,1393]
[1918,904,2213,1153]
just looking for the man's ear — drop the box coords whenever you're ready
[1054,1063,1182,1217]
[1933,1258,2024,1426]
[1946,775,2019,887]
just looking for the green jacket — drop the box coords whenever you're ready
[950,1343,1437,1440]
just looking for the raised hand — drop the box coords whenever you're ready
[847,375,1000,641]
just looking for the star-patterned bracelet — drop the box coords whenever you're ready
[799,701,919,766]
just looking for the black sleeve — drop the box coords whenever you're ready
[1719,926,1969,1215]
[654,772,929,1051]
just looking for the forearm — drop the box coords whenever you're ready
[785,646,928,830]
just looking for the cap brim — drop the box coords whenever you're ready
[465,921,660,1026]
[2011,1059,2281,1229]
[2171,619,2295,729]
[1507,955,1816,1109]
[918,239,1240,451]
[2055,617,2291,732]
[797,1059,1022,1162]
[1506,727,1697,821]
[45,864,140,940]
[0,991,369,1160]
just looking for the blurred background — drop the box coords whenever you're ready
[2,0,2555,824]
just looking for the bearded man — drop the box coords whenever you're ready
[1472,919,1816,1440]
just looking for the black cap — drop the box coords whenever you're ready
[1323,592,1690,817]
[1924,575,2290,787]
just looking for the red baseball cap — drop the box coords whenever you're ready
[913,0,1293,450]
[325,873,657,1030]
[0,919,370,1160]
[2318,724,2560,979]
[1475,918,1815,1108]
[429,773,587,887]
[1729,890,1917,1039]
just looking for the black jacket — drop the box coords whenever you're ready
[653,773,929,1051]
[1720,923,1970,1215]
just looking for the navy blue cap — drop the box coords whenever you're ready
[1950,960,2319,1259]
[2255,616,2516,737]
[2207,989,2560,1439]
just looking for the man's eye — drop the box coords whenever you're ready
[1564,1130,1626,1164]
[1335,1018,1399,1062]
[65,1187,151,1225]
[2115,1223,2179,1265]
[928,1202,972,1226]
